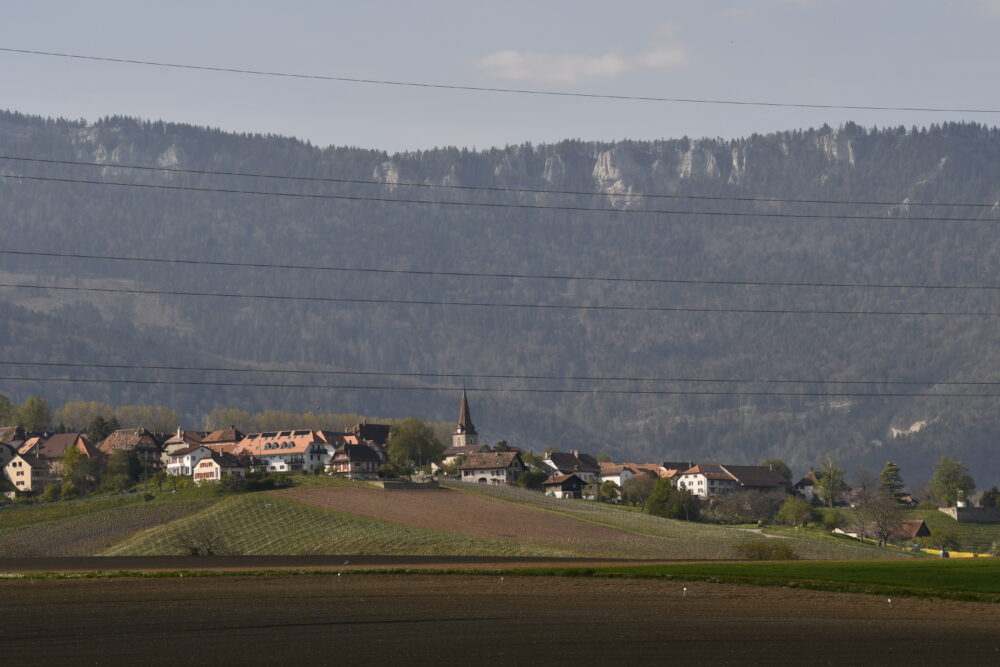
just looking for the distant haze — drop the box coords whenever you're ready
[1,1,1000,151]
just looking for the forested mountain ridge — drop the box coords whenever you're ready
[3,109,1000,482]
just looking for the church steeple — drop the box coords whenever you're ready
[453,390,478,447]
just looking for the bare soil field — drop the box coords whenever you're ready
[277,486,672,554]
[2,573,999,665]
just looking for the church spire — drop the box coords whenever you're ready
[457,390,476,435]
[453,390,478,448]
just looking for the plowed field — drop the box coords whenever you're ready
[275,486,666,553]
[4,573,999,665]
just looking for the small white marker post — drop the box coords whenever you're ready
[887,597,892,608]
[683,587,687,597]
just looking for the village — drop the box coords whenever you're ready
[3,391,994,555]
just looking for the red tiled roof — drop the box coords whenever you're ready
[201,428,245,444]
[24,433,99,460]
[98,428,158,454]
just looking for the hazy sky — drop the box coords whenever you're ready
[2,0,999,152]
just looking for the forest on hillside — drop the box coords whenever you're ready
[2,110,1000,481]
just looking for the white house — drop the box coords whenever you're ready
[459,451,525,485]
[598,462,638,487]
[236,430,331,473]
[166,445,214,477]
[675,464,739,498]
[193,452,246,483]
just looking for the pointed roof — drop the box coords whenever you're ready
[456,390,476,435]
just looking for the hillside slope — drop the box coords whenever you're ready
[3,111,1000,477]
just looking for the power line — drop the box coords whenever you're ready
[0,375,996,398]
[3,46,999,114]
[4,248,1000,292]
[1,172,996,223]
[1,153,996,209]
[2,359,996,387]
[3,282,1000,317]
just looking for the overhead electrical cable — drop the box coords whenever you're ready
[0,375,997,398]
[2,46,999,114]
[4,248,999,292]
[0,154,996,209]
[1,172,997,223]
[3,282,1000,317]
[2,359,997,387]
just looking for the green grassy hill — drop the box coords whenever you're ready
[0,479,913,560]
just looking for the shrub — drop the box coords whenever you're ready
[776,496,814,527]
[732,539,801,560]
[821,509,845,531]
[60,482,80,500]
[928,528,961,551]
[39,484,62,503]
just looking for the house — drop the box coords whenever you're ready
[542,474,585,499]
[161,428,206,464]
[0,426,25,445]
[193,452,247,483]
[18,433,100,475]
[98,428,162,470]
[0,442,17,469]
[328,443,382,480]
[544,450,601,482]
[166,445,214,477]
[676,464,739,498]
[352,422,391,449]
[235,430,331,473]
[793,471,821,503]
[890,519,931,541]
[459,451,526,485]
[721,465,790,494]
[434,443,490,472]
[598,462,638,487]
[4,453,51,494]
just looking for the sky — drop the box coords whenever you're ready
[1,0,1000,152]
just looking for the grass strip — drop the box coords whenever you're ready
[4,559,1000,603]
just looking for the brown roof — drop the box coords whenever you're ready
[460,451,523,470]
[547,451,601,475]
[892,519,931,540]
[352,423,391,446]
[721,465,789,488]
[98,428,159,454]
[0,426,24,444]
[210,451,246,468]
[169,445,210,457]
[679,464,736,481]
[443,444,490,458]
[599,462,625,475]
[201,428,245,444]
[22,433,99,460]
[542,473,585,487]
[333,443,382,463]
[164,429,205,447]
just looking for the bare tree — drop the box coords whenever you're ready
[853,490,904,547]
